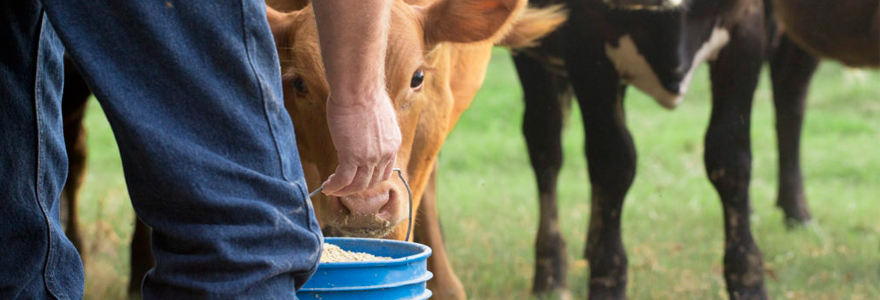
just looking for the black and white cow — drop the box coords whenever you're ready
[512,0,819,299]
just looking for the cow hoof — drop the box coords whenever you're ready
[782,208,812,229]
[777,193,811,228]
[532,237,569,299]
[587,287,626,300]
[783,217,809,228]
[729,288,769,300]
[782,211,812,228]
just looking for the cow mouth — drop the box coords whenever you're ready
[322,216,398,238]
[321,188,404,238]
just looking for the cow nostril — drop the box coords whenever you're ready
[338,190,392,215]
[334,197,351,215]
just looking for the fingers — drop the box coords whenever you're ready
[323,155,396,196]
[367,163,385,190]
[333,166,374,196]
[320,164,357,196]
[380,155,395,182]
[368,153,395,187]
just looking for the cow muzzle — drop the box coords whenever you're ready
[309,169,413,240]
[329,184,404,238]
[339,189,392,216]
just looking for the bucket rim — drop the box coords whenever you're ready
[298,272,433,292]
[318,237,432,269]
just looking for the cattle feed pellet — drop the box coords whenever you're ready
[320,243,391,263]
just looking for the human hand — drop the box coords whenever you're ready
[321,90,401,196]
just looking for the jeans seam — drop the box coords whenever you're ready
[296,180,322,243]
[238,0,289,181]
[34,11,65,300]
[291,181,323,280]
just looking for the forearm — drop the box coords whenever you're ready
[312,0,392,106]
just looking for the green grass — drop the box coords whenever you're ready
[77,49,879,299]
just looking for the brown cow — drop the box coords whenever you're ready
[59,0,565,299]
[266,0,564,298]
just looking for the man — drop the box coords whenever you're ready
[0,0,400,299]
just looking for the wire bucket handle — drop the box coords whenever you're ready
[307,168,414,242]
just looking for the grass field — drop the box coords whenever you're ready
[76,49,878,299]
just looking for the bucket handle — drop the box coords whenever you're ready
[307,168,414,242]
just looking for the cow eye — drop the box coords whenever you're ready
[293,76,308,93]
[410,69,424,89]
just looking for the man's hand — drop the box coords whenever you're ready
[321,91,401,196]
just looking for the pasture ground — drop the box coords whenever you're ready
[76,49,879,299]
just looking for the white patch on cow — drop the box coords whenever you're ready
[604,35,681,109]
[677,27,730,102]
[604,27,730,109]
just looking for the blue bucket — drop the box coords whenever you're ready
[296,237,433,300]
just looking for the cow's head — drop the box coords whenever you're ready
[267,0,565,240]
[591,0,752,108]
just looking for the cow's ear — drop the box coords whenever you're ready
[497,5,567,49]
[421,0,526,45]
[266,5,300,48]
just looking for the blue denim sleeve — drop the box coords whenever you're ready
[1,1,83,299]
[1,0,322,298]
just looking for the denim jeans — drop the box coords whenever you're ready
[0,0,323,299]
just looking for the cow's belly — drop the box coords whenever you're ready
[603,27,730,109]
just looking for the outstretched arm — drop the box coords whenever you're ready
[312,0,401,196]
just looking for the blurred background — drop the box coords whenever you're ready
[74,49,878,299]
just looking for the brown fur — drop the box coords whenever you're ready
[774,0,879,68]
[498,4,567,48]
[422,0,525,45]
[265,0,310,12]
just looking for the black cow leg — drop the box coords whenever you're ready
[60,56,91,257]
[60,105,87,255]
[566,50,633,298]
[128,217,154,299]
[706,22,768,300]
[580,85,634,300]
[769,33,819,227]
[513,52,573,299]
